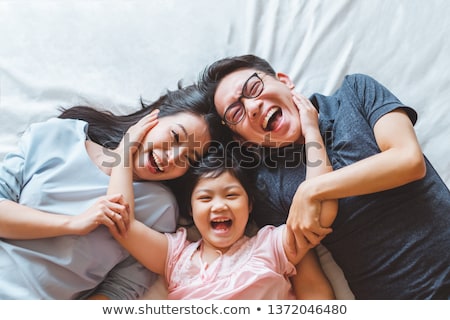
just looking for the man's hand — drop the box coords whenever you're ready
[287,181,332,247]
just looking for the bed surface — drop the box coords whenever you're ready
[1,0,449,299]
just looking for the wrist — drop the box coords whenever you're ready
[301,177,324,201]
[61,215,80,236]
[303,127,322,142]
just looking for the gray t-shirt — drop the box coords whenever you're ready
[251,74,450,299]
[0,118,178,299]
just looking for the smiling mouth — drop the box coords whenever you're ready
[211,218,232,230]
[262,107,282,131]
[149,151,164,173]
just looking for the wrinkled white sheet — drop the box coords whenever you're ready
[1,0,449,300]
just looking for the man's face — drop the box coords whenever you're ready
[214,68,302,147]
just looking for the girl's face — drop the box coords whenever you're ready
[191,171,252,253]
[133,112,211,181]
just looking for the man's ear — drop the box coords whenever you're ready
[277,72,295,90]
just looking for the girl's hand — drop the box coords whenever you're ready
[68,194,130,237]
[292,92,320,139]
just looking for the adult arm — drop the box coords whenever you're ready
[290,250,335,299]
[289,108,426,241]
[0,121,128,239]
[282,94,337,299]
[286,93,338,250]
[106,111,169,276]
[0,196,128,239]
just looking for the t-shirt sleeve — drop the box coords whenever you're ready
[0,118,89,204]
[165,228,189,283]
[343,74,417,128]
[0,141,25,203]
[254,225,296,277]
[0,122,39,202]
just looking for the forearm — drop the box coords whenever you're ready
[304,129,332,179]
[107,152,135,217]
[291,250,335,299]
[106,152,167,274]
[303,109,426,216]
[307,146,426,202]
[0,200,74,239]
[304,128,337,227]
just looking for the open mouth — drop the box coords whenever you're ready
[262,107,282,131]
[149,151,164,173]
[211,218,232,230]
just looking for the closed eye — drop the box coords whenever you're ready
[247,80,262,96]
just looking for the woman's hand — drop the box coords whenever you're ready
[115,109,159,160]
[68,194,130,237]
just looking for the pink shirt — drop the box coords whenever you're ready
[165,225,296,299]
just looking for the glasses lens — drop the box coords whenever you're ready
[243,74,263,98]
[224,102,245,124]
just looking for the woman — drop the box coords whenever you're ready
[0,84,227,299]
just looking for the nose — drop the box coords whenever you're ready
[243,98,262,120]
[211,199,227,212]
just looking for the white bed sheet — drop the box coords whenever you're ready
[1,0,449,300]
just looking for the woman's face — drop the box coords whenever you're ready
[191,171,251,254]
[133,112,211,181]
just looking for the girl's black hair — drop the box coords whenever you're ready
[173,145,255,221]
[58,83,233,149]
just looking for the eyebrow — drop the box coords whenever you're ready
[226,72,255,108]
[176,123,188,137]
[176,123,202,160]
[194,184,244,194]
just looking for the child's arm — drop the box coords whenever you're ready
[285,93,338,256]
[283,94,337,299]
[107,111,168,276]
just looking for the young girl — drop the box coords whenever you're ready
[107,95,337,299]
[0,84,228,299]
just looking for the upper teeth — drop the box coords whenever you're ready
[152,153,164,172]
[263,107,280,129]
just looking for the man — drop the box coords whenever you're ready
[198,54,450,299]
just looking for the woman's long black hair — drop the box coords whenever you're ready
[58,83,233,149]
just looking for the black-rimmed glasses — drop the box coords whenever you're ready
[222,72,264,125]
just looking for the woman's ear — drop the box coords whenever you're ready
[277,72,295,90]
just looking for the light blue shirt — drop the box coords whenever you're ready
[0,118,178,299]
